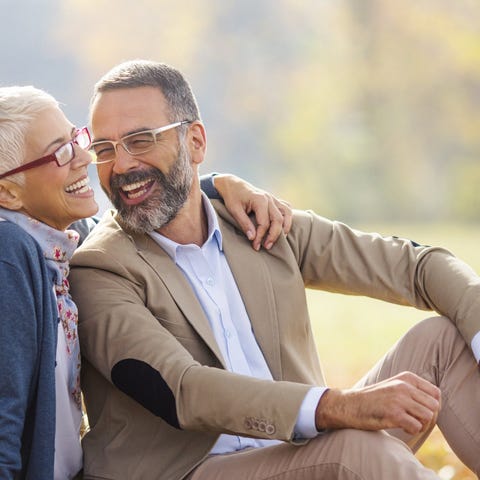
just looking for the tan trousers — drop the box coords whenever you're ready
[188,316,480,479]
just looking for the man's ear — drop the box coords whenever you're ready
[188,122,207,165]
[0,181,24,210]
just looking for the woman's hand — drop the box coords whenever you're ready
[213,174,292,251]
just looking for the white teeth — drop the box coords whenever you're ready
[65,177,90,194]
[121,178,153,199]
[121,179,151,192]
[127,188,147,199]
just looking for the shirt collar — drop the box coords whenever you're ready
[149,192,223,261]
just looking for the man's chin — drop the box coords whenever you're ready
[115,201,163,234]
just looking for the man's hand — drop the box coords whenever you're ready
[315,372,441,435]
[213,174,292,251]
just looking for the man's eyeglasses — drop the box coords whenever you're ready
[0,127,91,181]
[89,120,192,164]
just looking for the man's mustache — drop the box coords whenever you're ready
[110,168,164,190]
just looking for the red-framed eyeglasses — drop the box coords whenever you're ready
[0,127,91,181]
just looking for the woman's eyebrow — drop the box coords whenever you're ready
[42,127,76,154]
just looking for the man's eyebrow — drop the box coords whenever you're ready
[92,126,154,143]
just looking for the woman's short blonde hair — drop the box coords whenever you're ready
[0,86,59,184]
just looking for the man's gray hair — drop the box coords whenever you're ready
[90,60,201,128]
[0,86,58,184]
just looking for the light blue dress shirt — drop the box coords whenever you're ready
[149,194,325,454]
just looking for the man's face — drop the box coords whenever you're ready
[90,86,194,233]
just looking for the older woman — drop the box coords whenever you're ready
[0,86,290,479]
[0,86,96,479]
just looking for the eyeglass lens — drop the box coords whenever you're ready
[124,132,157,154]
[56,129,91,166]
[91,131,157,162]
[56,143,75,166]
[75,129,91,149]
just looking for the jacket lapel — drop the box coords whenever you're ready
[132,232,226,367]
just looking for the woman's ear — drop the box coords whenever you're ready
[0,181,24,210]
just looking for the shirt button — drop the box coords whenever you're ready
[206,277,214,286]
[225,329,231,338]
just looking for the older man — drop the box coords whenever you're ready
[70,60,480,479]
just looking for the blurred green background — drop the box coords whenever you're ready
[2,0,479,477]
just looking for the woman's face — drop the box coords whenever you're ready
[18,105,98,230]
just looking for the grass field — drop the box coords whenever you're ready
[306,223,480,480]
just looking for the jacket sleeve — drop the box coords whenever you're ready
[287,210,480,351]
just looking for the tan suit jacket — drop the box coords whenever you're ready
[70,200,480,479]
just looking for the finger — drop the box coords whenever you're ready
[406,400,437,432]
[263,200,285,250]
[412,387,440,413]
[253,222,269,251]
[276,199,293,234]
[414,377,441,402]
[395,375,439,433]
[249,198,271,251]
[399,413,425,435]
[228,205,257,242]
[408,388,440,432]
[395,371,441,401]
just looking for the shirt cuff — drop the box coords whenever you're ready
[293,387,328,439]
[471,331,480,363]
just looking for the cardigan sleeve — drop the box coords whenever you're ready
[199,173,220,200]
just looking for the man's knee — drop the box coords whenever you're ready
[402,316,464,355]
[410,316,455,336]
[319,429,438,479]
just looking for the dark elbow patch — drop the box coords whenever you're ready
[111,359,180,429]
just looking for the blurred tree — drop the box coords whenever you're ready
[274,0,480,221]
[53,0,480,223]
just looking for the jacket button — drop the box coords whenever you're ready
[258,421,266,432]
[265,424,276,435]
[244,418,253,430]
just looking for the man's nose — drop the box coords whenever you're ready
[112,145,141,175]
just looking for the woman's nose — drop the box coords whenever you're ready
[72,144,93,168]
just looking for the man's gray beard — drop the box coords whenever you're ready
[108,142,194,234]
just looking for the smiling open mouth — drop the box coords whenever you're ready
[65,177,92,194]
[121,178,155,199]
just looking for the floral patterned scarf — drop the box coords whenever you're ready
[0,208,82,409]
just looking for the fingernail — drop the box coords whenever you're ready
[247,230,255,240]
[265,242,272,250]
